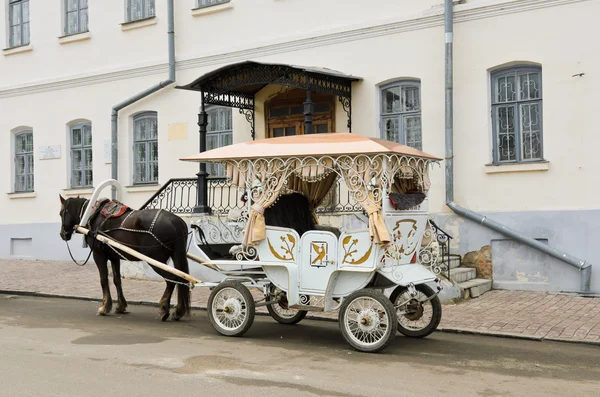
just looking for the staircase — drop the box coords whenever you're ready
[447,256,493,299]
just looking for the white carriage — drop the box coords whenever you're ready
[181,132,444,353]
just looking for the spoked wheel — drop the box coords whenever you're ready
[207,281,255,337]
[339,289,397,353]
[389,283,442,338]
[266,284,307,325]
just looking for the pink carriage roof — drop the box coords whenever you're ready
[180,132,442,162]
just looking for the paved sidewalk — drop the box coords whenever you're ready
[1,259,599,345]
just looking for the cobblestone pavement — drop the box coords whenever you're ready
[2,259,599,345]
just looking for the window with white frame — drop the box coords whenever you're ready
[491,66,543,163]
[133,112,158,184]
[206,107,232,177]
[380,81,422,150]
[197,0,230,8]
[70,123,93,188]
[65,0,89,35]
[14,130,34,192]
[125,0,155,22]
[8,0,30,48]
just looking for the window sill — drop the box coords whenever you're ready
[125,184,160,193]
[192,3,233,17]
[58,31,91,45]
[7,192,37,199]
[2,44,33,56]
[121,16,157,31]
[62,187,94,197]
[485,161,549,174]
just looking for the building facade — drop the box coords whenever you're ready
[1,0,598,293]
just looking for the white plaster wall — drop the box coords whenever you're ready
[0,0,598,227]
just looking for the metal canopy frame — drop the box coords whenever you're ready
[176,61,361,139]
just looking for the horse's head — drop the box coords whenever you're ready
[59,195,85,241]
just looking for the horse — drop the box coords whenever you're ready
[58,195,191,322]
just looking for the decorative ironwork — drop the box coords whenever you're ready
[338,96,352,132]
[141,178,198,214]
[194,215,245,245]
[418,220,454,280]
[239,108,255,140]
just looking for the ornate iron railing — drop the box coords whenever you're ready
[140,177,363,215]
[419,219,455,280]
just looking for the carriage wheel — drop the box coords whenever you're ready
[389,283,442,338]
[207,281,255,337]
[266,284,307,325]
[339,289,397,353]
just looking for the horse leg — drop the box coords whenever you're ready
[171,240,192,321]
[157,276,176,322]
[110,259,128,314]
[93,252,113,315]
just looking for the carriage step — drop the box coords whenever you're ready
[289,305,324,311]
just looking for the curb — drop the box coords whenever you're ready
[3,290,600,347]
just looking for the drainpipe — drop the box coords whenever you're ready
[442,0,592,293]
[111,0,176,198]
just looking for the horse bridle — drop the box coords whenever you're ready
[62,199,93,266]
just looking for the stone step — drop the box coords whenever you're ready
[449,267,477,283]
[448,255,462,269]
[458,278,493,299]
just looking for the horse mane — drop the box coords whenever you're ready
[264,192,315,237]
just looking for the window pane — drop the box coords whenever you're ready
[149,162,158,182]
[314,103,330,113]
[290,106,303,115]
[520,103,542,160]
[11,4,21,25]
[28,173,34,191]
[135,120,146,140]
[72,128,82,146]
[316,124,329,133]
[382,86,401,114]
[206,134,218,150]
[84,170,93,186]
[404,116,422,150]
[402,86,420,112]
[15,176,25,192]
[519,73,541,101]
[135,143,146,162]
[149,141,158,162]
[84,148,93,168]
[135,163,147,183]
[222,133,233,146]
[147,0,156,17]
[22,1,29,23]
[383,117,400,143]
[496,75,517,103]
[496,106,516,162]
[285,126,296,136]
[83,125,92,146]
[72,170,82,187]
[148,118,157,139]
[130,0,143,20]
[72,150,82,170]
[270,107,289,117]
[27,153,33,173]
[22,22,29,44]
[67,12,78,34]
[80,8,88,32]
[15,156,25,175]
[10,26,21,47]
[67,0,78,12]
[273,128,284,137]
[80,0,88,8]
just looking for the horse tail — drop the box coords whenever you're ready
[172,223,192,318]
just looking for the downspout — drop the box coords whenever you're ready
[111,0,176,198]
[443,0,592,293]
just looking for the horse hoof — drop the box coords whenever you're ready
[160,312,170,322]
[97,308,108,316]
[115,306,128,314]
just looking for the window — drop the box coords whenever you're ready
[14,130,33,192]
[133,112,158,184]
[491,66,543,163]
[8,0,30,48]
[126,0,155,22]
[64,0,89,35]
[70,123,92,188]
[197,0,230,8]
[206,107,232,177]
[380,81,422,150]
[266,89,335,138]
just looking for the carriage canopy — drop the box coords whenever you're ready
[181,133,441,246]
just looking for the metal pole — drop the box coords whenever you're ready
[304,89,314,135]
[193,94,210,214]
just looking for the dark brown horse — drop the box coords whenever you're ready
[58,196,191,321]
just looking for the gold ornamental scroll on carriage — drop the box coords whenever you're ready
[180,132,440,248]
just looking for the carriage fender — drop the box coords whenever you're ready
[377,264,438,286]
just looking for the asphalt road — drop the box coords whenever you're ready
[1,294,599,397]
